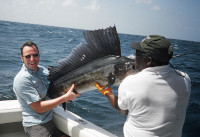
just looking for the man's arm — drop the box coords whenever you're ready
[30,84,80,114]
[105,92,128,116]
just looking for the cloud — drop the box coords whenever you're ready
[151,5,160,11]
[61,0,77,7]
[38,0,56,6]
[135,0,152,4]
[84,0,100,11]
[13,0,28,6]
[37,0,76,9]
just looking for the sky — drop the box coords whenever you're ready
[0,0,200,42]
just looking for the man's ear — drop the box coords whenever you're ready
[147,57,152,67]
[21,56,24,62]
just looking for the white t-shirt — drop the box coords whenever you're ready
[118,65,191,137]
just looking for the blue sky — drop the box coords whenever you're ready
[0,0,200,42]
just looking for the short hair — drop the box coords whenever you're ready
[21,41,39,56]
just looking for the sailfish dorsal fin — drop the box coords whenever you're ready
[48,26,121,82]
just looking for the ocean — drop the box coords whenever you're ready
[0,20,199,137]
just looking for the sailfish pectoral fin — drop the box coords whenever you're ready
[104,73,116,89]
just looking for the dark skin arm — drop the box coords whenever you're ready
[105,92,128,116]
[94,82,128,115]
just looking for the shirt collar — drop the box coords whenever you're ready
[142,65,169,73]
[22,64,39,75]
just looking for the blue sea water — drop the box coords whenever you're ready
[0,20,200,137]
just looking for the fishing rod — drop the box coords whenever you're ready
[169,50,200,77]
[172,50,200,58]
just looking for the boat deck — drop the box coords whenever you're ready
[0,122,27,137]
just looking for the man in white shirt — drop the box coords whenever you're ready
[95,35,191,137]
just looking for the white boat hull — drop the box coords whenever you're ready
[0,100,117,137]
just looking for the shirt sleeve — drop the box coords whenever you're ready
[118,81,128,110]
[14,77,41,105]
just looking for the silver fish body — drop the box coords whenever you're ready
[48,56,135,96]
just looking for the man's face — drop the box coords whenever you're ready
[21,46,39,72]
[134,50,148,72]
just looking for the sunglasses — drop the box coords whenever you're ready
[23,53,39,59]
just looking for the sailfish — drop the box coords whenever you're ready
[47,26,136,109]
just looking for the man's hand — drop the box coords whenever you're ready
[63,84,80,101]
[94,82,112,95]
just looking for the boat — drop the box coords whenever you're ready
[0,100,117,137]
